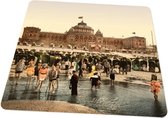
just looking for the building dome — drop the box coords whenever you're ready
[68,21,94,34]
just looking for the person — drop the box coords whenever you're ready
[26,63,35,87]
[78,59,83,78]
[97,72,101,88]
[90,72,100,89]
[35,63,48,92]
[82,61,87,71]
[71,60,77,71]
[110,68,115,85]
[28,59,35,66]
[150,74,161,101]
[96,62,102,76]
[34,62,42,86]
[48,65,58,94]
[65,59,71,70]
[55,65,60,87]
[70,70,79,95]
[120,58,128,75]
[65,59,71,76]
[104,60,110,77]
[68,66,74,80]
[14,57,26,85]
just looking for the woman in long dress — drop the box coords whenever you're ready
[150,74,161,101]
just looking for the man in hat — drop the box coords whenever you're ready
[70,70,79,95]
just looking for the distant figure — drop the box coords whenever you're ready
[55,65,60,87]
[15,57,25,85]
[96,62,102,76]
[150,74,161,101]
[34,62,42,85]
[120,58,128,75]
[82,62,87,74]
[90,72,101,89]
[28,59,35,66]
[97,72,101,88]
[70,70,79,95]
[78,59,83,78]
[104,60,110,77]
[110,68,115,85]
[65,59,71,76]
[48,65,58,94]
[68,66,74,80]
[71,60,77,71]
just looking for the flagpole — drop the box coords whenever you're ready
[78,16,83,21]
[151,30,155,57]
[151,31,154,46]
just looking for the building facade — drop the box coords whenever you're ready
[19,21,146,52]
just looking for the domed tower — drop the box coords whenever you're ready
[66,21,95,49]
[21,27,41,43]
[95,29,103,46]
[95,29,103,37]
[67,21,94,35]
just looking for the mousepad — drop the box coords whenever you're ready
[1,1,167,117]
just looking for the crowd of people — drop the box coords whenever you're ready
[14,49,161,74]
[12,49,161,100]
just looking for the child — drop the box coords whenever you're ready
[150,74,161,101]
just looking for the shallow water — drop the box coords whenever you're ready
[2,78,167,117]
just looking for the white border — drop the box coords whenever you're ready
[0,0,167,118]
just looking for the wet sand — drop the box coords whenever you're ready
[1,100,99,114]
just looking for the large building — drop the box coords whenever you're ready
[19,20,146,52]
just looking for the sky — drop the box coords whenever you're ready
[21,1,156,46]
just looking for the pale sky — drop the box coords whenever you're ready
[22,1,156,45]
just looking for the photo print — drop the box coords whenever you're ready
[1,1,167,117]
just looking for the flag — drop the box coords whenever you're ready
[78,16,83,19]
[132,32,136,34]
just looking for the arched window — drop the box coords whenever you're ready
[75,35,79,39]
[32,42,37,46]
[67,45,72,49]
[59,45,63,48]
[88,36,92,42]
[73,45,77,49]
[80,35,83,39]
[84,36,88,41]
[40,43,44,47]
[49,43,55,47]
